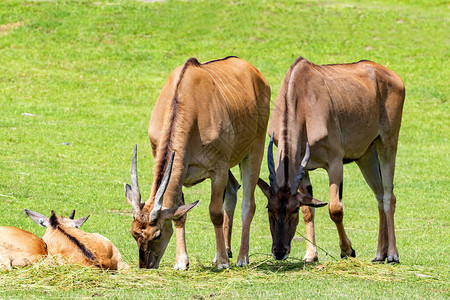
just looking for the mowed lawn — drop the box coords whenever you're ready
[0,0,448,298]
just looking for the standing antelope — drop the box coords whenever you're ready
[25,209,129,270]
[0,226,48,269]
[258,56,405,263]
[124,56,270,269]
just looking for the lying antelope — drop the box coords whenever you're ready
[125,56,270,269]
[258,56,405,263]
[25,209,129,270]
[0,209,88,269]
[0,226,48,269]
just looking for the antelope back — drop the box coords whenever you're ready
[44,214,127,270]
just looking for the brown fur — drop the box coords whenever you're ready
[43,213,129,270]
[0,226,48,269]
[25,209,129,270]
[259,57,405,263]
[127,56,270,269]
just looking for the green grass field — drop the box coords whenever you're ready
[0,0,448,298]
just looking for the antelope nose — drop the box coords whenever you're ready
[273,247,288,260]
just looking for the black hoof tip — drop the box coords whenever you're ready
[387,259,399,265]
[341,248,356,259]
[302,257,319,265]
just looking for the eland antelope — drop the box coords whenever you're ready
[258,56,405,263]
[25,209,129,270]
[124,56,270,269]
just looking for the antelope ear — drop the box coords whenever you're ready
[162,201,200,220]
[24,209,49,228]
[73,215,90,228]
[296,193,327,208]
[257,178,272,198]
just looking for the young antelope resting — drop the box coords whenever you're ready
[25,209,129,270]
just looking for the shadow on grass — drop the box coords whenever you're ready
[194,254,321,274]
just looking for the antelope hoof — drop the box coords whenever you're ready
[303,254,319,264]
[217,262,230,270]
[372,254,386,263]
[174,254,189,270]
[387,254,399,264]
[213,253,229,269]
[236,255,249,267]
[340,248,356,259]
[174,261,189,270]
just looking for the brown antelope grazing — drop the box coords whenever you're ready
[0,226,48,269]
[25,209,129,270]
[258,56,405,264]
[124,56,270,269]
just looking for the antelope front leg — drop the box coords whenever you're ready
[173,214,189,270]
[210,171,229,269]
[301,173,318,263]
[301,206,318,262]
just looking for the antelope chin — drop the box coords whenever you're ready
[139,259,160,269]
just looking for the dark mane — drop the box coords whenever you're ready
[279,56,310,182]
[280,57,306,182]
[153,57,200,190]
[202,56,238,65]
[290,56,306,69]
[49,211,59,228]
[49,212,98,264]
[321,59,371,67]
[282,100,290,181]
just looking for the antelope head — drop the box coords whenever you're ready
[257,135,327,260]
[25,209,90,229]
[124,145,198,269]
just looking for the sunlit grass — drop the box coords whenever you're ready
[0,0,448,298]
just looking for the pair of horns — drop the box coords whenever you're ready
[50,209,76,219]
[267,132,310,194]
[128,145,175,222]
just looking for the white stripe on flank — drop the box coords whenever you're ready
[203,67,241,117]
